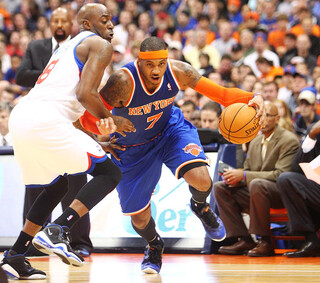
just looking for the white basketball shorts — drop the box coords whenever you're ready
[9,100,106,187]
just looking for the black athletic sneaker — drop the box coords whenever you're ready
[190,199,226,241]
[141,243,164,274]
[32,223,84,267]
[0,250,46,280]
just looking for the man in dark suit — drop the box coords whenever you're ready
[277,120,320,257]
[15,7,93,257]
[214,102,300,256]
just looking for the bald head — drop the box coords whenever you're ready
[77,3,107,27]
[265,101,278,116]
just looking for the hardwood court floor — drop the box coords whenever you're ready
[2,252,320,283]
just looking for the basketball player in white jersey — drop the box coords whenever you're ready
[0,4,135,280]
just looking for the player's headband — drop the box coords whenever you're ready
[138,50,168,60]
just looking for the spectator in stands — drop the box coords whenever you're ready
[15,7,93,258]
[180,100,196,121]
[226,0,243,31]
[288,71,309,115]
[215,101,299,257]
[294,87,320,140]
[6,30,22,56]
[113,10,132,48]
[151,11,175,41]
[261,81,279,102]
[168,40,187,63]
[197,14,215,44]
[259,0,277,31]
[206,0,220,33]
[229,65,240,87]
[244,31,280,78]
[0,101,12,146]
[274,98,294,132]
[112,44,130,71]
[268,14,289,55]
[211,19,237,57]
[0,88,15,104]
[256,57,284,82]
[190,110,201,128]
[217,54,232,84]
[181,88,201,109]
[290,8,320,38]
[241,73,257,92]
[184,28,221,70]
[312,66,320,85]
[281,33,297,67]
[173,9,197,46]
[278,65,295,105]
[0,40,11,75]
[301,17,320,57]
[123,0,143,26]
[230,43,244,67]
[198,52,214,78]
[200,101,221,130]
[294,34,317,74]
[277,120,320,257]
[252,81,264,94]
[137,12,153,38]
[238,11,260,35]
[3,53,21,84]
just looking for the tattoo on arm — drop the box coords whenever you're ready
[173,61,201,89]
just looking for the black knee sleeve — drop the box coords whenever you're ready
[26,177,68,226]
[189,181,212,203]
[76,158,122,210]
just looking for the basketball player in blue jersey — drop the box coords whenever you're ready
[0,4,135,280]
[81,37,264,274]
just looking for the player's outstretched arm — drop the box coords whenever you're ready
[171,60,264,116]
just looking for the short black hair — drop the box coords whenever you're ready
[140,36,167,52]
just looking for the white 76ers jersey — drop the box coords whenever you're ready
[22,31,96,122]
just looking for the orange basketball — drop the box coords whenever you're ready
[219,103,260,144]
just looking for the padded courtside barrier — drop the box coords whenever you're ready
[0,146,13,155]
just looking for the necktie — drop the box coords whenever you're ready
[261,139,268,160]
[53,43,59,53]
[2,136,7,146]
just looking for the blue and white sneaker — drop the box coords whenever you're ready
[141,243,164,274]
[32,224,84,267]
[190,200,226,242]
[0,250,46,280]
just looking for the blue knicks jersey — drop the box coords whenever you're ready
[112,60,180,146]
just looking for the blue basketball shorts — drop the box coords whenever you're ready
[111,113,208,215]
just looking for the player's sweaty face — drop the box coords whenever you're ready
[140,59,167,85]
[92,13,114,42]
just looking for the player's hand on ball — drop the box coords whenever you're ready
[248,94,264,127]
[96,117,117,136]
[99,136,125,160]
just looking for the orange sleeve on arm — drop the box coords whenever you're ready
[79,94,114,135]
[194,77,254,107]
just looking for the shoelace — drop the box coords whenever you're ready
[200,205,219,227]
[61,227,72,244]
[147,246,162,263]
